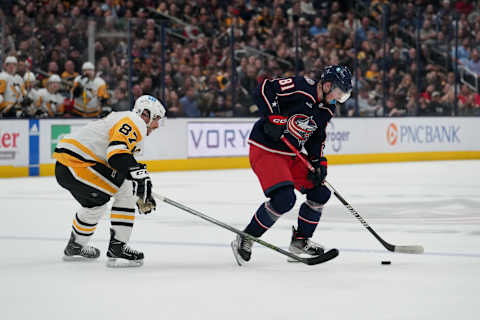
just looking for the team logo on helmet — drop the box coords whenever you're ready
[287,114,318,143]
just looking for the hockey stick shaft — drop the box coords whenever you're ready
[280,136,423,254]
[152,192,331,264]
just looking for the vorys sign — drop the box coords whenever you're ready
[387,123,461,146]
[188,122,253,157]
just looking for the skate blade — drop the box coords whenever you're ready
[230,241,245,266]
[63,255,99,262]
[106,257,144,268]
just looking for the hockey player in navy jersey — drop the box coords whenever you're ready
[231,65,352,265]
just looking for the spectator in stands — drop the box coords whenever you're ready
[417,96,432,116]
[2,1,479,119]
[463,48,480,74]
[42,61,60,88]
[429,91,450,115]
[458,84,474,115]
[111,87,130,112]
[473,91,480,115]
[166,90,184,117]
[420,19,437,46]
[344,11,361,35]
[355,17,377,43]
[61,60,79,84]
[453,37,471,64]
[132,84,143,101]
[309,17,327,37]
[386,96,406,117]
[180,87,200,117]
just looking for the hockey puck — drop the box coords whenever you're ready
[381,260,391,265]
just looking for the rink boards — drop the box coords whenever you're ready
[0,117,479,177]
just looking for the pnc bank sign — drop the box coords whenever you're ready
[386,123,461,146]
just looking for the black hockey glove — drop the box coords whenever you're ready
[72,84,83,98]
[263,115,287,141]
[307,157,328,187]
[21,96,33,107]
[128,164,156,214]
[100,105,112,118]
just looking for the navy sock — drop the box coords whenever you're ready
[297,202,323,238]
[244,202,282,237]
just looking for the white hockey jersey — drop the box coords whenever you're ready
[37,88,65,117]
[72,75,109,117]
[53,111,146,168]
[0,71,25,112]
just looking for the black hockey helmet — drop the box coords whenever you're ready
[320,65,352,103]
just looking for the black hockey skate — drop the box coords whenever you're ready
[288,226,325,261]
[106,229,144,268]
[63,232,100,261]
[231,233,253,266]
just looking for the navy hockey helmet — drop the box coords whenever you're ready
[320,65,353,103]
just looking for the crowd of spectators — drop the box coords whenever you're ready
[1,0,480,118]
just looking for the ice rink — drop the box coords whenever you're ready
[1,160,479,320]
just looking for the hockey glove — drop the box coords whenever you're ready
[307,157,328,187]
[128,164,156,214]
[72,84,83,98]
[263,115,287,141]
[21,97,33,107]
[129,164,151,201]
[136,197,156,215]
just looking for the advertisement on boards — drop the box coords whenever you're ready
[39,119,90,164]
[0,120,29,166]
[383,118,479,152]
[187,122,254,157]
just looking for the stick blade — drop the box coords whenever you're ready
[303,248,339,265]
[394,245,424,254]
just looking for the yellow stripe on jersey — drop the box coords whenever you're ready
[60,138,106,165]
[97,83,109,99]
[108,117,143,160]
[70,166,118,195]
[53,152,95,168]
[0,79,6,94]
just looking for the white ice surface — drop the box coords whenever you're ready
[1,160,479,320]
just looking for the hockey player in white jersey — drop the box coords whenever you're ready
[23,71,40,117]
[0,56,26,117]
[36,74,65,117]
[53,95,165,267]
[71,61,109,117]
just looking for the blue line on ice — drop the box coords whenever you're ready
[1,235,479,259]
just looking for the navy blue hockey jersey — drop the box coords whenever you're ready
[248,76,335,159]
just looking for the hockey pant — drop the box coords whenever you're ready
[55,161,137,245]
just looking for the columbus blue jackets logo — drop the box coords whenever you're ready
[287,114,318,142]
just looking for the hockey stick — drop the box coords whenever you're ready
[152,192,339,265]
[280,136,424,254]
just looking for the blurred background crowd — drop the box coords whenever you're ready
[1,0,480,119]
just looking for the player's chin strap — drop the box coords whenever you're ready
[280,136,424,254]
[152,192,338,265]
